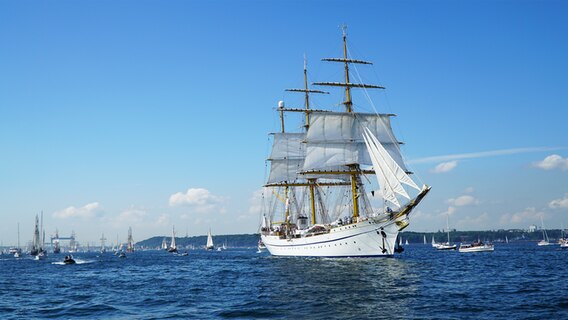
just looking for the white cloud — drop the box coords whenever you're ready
[443,206,456,216]
[168,188,226,214]
[500,207,544,225]
[464,187,475,194]
[441,195,478,218]
[549,193,568,209]
[53,202,102,219]
[248,189,264,215]
[156,213,170,225]
[116,207,147,223]
[410,147,561,164]
[456,212,490,229]
[533,154,568,171]
[447,195,478,207]
[432,161,458,173]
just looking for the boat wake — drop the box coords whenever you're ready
[52,259,95,265]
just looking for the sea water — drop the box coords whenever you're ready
[1,242,567,319]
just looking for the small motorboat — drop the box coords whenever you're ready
[436,242,457,250]
[63,255,76,264]
[459,241,494,253]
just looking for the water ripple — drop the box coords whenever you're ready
[1,242,567,319]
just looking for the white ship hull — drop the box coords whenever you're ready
[458,244,494,253]
[262,217,402,257]
[435,243,457,250]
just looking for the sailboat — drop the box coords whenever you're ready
[257,238,266,253]
[30,213,47,259]
[423,235,427,245]
[168,226,178,253]
[436,214,457,250]
[537,217,551,246]
[259,28,430,258]
[431,236,438,248]
[100,233,107,253]
[30,215,40,256]
[13,223,22,258]
[53,229,61,254]
[206,229,214,251]
[558,226,568,248]
[217,239,227,251]
[161,238,168,250]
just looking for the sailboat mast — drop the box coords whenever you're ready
[341,26,353,113]
[278,60,329,226]
[308,178,317,224]
[302,57,317,225]
[303,58,310,127]
[278,102,285,133]
[446,214,450,243]
[348,165,361,219]
[41,211,44,250]
[342,27,360,219]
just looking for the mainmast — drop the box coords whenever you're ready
[313,25,385,219]
[314,25,384,113]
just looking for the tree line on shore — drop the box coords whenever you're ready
[136,229,560,249]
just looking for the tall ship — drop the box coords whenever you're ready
[100,233,107,253]
[126,227,135,252]
[53,229,61,254]
[260,28,430,257]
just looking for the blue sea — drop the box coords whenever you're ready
[1,242,567,319]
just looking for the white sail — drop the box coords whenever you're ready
[364,127,420,191]
[267,133,306,184]
[206,229,214,249]
[302,112,406,173]
[170,227,176,249]
[362,126,421,208]
[363,130,400,207]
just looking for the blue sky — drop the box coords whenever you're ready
[1,1,567,246]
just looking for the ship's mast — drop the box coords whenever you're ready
[283,58,329,225]
[313,26,385,219]
[342,26,353,113]
[100,233,107,250]
[127,227,134,252]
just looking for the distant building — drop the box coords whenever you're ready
[528,225,537,233]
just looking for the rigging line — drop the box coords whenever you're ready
[346,45,379,115]
[347,46,424,188]
[345,45,401,151]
